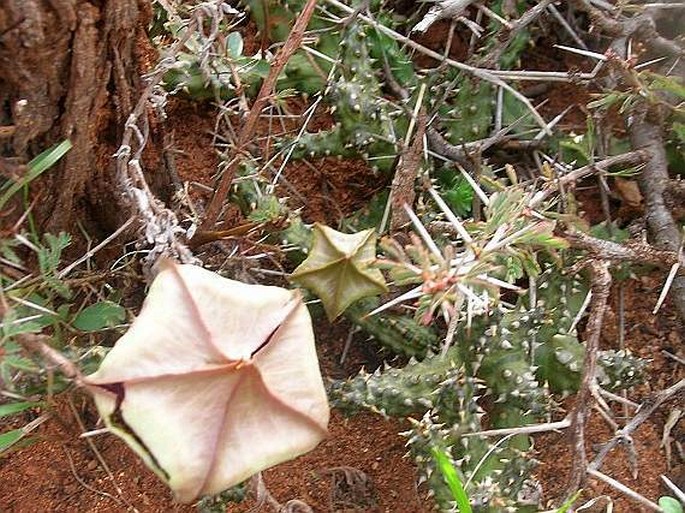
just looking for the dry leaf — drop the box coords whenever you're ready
[614,178,643,208]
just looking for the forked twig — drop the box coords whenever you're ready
[62,446,127,510]
[589,379,685,472]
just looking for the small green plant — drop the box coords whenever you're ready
[0,139,72,212]
[554,492,582,513]
[431,447,473,513]
[659,496,684,513]
[0,141,126,454]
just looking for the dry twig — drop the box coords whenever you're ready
[589,379,685,472]
[198,0,320,234]
[567,260,612,494]
[564,229,684,269]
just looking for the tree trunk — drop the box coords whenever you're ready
[0,0,154,235]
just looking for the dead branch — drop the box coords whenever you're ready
[113,7,211,269]
[390,110,426,232]
[480,0,556,68]
[198,0,319,234]
[528,150,648,209]
[589,378,685,472]
[14,333,83,385]
[564,228,684,268]
[412,0,476,34]
[629,104,685,321]
[570,0,684,62]
[570,0,685,324]
[587,469,662,511]
[567,260,612,495]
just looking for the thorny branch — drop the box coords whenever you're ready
[629,105,685,321]
[569,0,685,321]
[564,229,684,269]
[555,0,685,505]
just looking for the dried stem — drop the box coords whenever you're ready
[587,469,662,511]
[480,0,555,67]
[589,378,685,472]
[15,333,83,385]
[198,0,319,233]
[113,6,212,268]
[528,150,648,209]
[564,229,684,269]
[567,260,612,495]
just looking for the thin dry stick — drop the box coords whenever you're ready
[62,446,127,509]
[589,378,685,472]
[199,0,319,233]
[567,260,612,495]
[66,396,140,513]
[587,469,662,511]
[481,0,556,67]
[463,417,572,438]
[617,283,628,420]
[528,150,648,209]
[57,216,135,279]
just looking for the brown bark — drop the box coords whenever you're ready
[629,105,685,321]
[0,0,151,235]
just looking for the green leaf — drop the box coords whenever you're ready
[38,232,71,275]
[72,301,126,332]
[659,497,684,513]
[0,140,71,211]
[226,32,243,58]
[554,491,581,513]
[290,224,388,320]
[0,306,56,338]
[430,447,472,513]
[0,428,24,454]
[672,122,685,145]
[648,73,685,100]
[0,401,39,419]
[3,355,40,372]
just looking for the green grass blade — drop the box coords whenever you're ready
[431,447,472,513]
[0,401,39,419]
[0,139,72,211]
[554,491,581,513]
[0,428,24,454]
